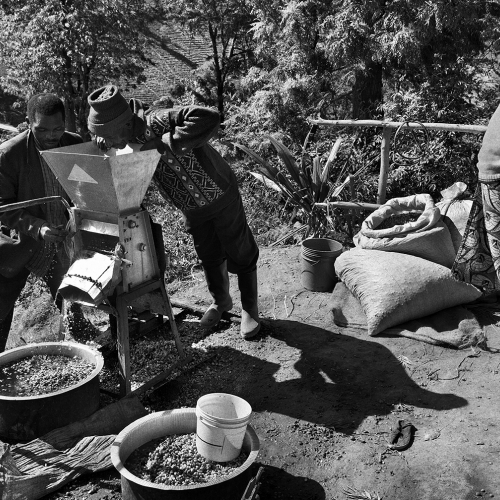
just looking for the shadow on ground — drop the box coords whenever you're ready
[189,319,469,436]
[257,465,325,500]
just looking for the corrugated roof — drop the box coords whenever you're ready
[122,21,212,104]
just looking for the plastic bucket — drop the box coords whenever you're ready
[301,238,343,292]
[195,393,252,463]
[111,408,260,500]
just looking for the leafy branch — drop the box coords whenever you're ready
[235,134,343,239]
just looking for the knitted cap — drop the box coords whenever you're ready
[87,85,133,136]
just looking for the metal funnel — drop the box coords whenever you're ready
[40,142,160,214]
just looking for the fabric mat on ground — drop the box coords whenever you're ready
[41,393,148,450]
[0,435,115,500]
[0,394,148,499]
[331,282,484,348]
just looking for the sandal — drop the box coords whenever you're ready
[388,419,415,451]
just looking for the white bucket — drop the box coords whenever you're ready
[195,393,252,463]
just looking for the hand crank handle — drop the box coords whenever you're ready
[0,196,68,213]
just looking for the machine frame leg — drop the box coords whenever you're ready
[115,294,131,396]
[112,279,187,397]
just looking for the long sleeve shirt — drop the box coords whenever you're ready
[131,102,239,221]
[477,104,500,180]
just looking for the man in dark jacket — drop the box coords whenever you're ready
[0,94,83,351]
[86,85,260,339]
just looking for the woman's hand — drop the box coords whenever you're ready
[91,135,111,151]
[140,137,166,154]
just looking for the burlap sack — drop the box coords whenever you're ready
[359,194,441,238]
[354,221,456,268]
[436,199,473,254]
[334,248,483,336]
[0,232,39,278]
[354,194,456,267]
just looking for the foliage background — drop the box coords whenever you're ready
[2,0,500,282]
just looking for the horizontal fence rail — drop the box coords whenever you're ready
[0,123,17,132]
[316,201,381,211]
[309,118,488,206]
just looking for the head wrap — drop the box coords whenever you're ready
[87,85,133,136]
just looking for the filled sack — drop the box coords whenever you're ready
[0,231,39,278]
[354,194,456,267]
[354,221,456,268]
[358,193,440,238]
[436,199,473,254]
[334,248,482,336]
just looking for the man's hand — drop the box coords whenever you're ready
[140,138,166,155]
[91,135,111,151]
[40,224,70,243]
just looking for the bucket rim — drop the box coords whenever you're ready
[301,237,343,253]
[196,410,252,426]
[111,408,260,491]
[196,392,252,423]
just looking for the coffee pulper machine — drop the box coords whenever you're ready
[41,142,187,396]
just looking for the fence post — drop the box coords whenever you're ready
[378,127,392,204]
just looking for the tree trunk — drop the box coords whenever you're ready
[209,24,225,123]
[64,97,77,133]
[351,61,383,120]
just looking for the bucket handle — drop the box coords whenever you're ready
[302,255,321,265]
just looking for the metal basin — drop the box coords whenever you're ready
[111,408,260,500]
[0,341,103,442]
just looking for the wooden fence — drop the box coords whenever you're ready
[310,118,488,212]
[0,123,17,132]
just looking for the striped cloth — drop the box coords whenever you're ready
[26,154,68,277]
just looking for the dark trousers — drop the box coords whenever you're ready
[184,193,259,274]
[0,254,68,351]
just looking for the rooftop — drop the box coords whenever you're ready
[122,20,212,104]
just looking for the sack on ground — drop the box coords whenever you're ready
[0,232,39,278]
[354,194,456,267]
[354,221,456,268]
[358,193,440,238]
[334,248,482,336]
[436,199,473,254]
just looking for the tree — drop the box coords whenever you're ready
[0,0,152,134]
[220,0,342,149]
[250,0,499,120]
[321,0,495,119]
[160,0,256,121]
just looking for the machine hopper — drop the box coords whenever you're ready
[41,142,163,298]
[40,142,160,215]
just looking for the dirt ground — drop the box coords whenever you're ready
[7,245,500,500]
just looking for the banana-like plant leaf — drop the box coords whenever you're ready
[318,182,330,202]
[275,170,303,199]
[249,172,282,192]
[312,156,322,201]
[254,165,278,184]
[268,136,307,189]
[234,142,280,178]
[322,138,342,183]
[234,138,332,238]
[300,152,315,193]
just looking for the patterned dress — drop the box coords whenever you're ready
[453,104,500,294]
[452,183,500,293]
